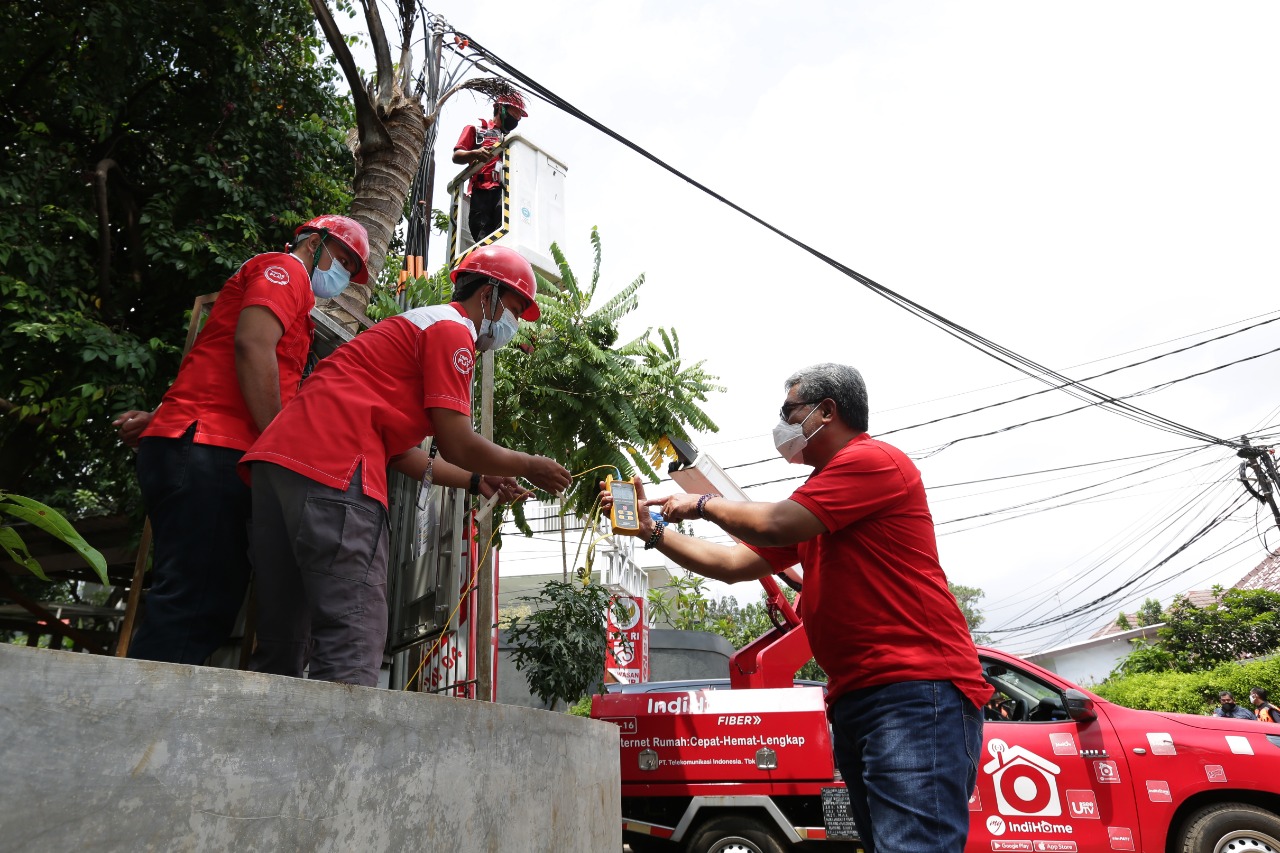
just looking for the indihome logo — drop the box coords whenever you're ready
[982,738,1063,817]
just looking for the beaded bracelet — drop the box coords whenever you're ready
[644,520,667,550]
[696,493,719,518]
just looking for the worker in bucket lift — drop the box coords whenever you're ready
[602,363,990,853]
[112,215,371,665]
[240,244,570,687]
[453,91,527,244]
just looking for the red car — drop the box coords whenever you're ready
[593,646,1280,853]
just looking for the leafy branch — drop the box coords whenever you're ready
[0,492,108,585]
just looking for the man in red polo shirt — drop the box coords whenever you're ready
[112,215,370,664]
[453,92,527,243]
[604,364,990,853]
[240,244,571,687]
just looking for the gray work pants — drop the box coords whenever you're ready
[248,462,389,686]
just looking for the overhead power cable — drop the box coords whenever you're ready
[878,315,1280,439]
[876,308,1280,417]
[905,342,1280,459]
[717,310,1280,476]
[739,445,1203,493]
[1011,521,1259,652]
[454,33,1233,450]
[981,463,1238,625]
[985,492,1249,634]
[928,446,1200,491]
[934,448,1211,528]
[980,469,1235,629]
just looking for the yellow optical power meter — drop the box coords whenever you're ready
[606,475,641,535]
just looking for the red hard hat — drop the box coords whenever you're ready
[294,215,371,284]
[450,245,539,320]
[495,91,527,118]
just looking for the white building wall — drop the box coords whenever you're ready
[1024,625,1162,688]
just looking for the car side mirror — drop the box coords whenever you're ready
[1063,688,1097,723]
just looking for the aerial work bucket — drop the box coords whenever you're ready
[446,132,567,284]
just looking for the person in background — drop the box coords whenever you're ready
[241,245,570,687]
[985,694,1013,721]
[453,91,527,243]
[1250,687,1278,722]
[1213,690,1257,720]
[113,215,369,664]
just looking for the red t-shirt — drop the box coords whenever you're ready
[749,434,991,710]
[143,252,315,451]
[239,303,476,507]
[454,119,503,192]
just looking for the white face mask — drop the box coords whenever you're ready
[308,242,353,299]
[475,288,519,352]
[773,404,825,464]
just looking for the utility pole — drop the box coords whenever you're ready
[420,15,445,284]
[476,349,496,702]
[415,14,498,702]
[398,16,447,311]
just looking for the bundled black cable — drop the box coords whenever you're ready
[454,31,1233,450]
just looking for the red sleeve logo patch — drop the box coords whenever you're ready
[264,265,291,286]
[453,347,475,375]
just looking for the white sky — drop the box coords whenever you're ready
[347,1,1280,653]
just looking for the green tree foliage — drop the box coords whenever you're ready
[505,580,619,710]
[1,0,353,513]
[1109,588,1280,677]
[659,574,712,632]
[1158,587,1280,672]
[366,264,453,322]
[1097,655,1280,714]
[1136,597,1165,627]
[0,492,107,584]
[494,229,721,519]
[1109,640,1177,678]
[950,583,990,643]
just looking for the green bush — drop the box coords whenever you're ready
[505,580,616,711]
[1096,656,1280,714]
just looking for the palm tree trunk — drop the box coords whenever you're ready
[351,97,427,285]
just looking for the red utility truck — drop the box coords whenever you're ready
[591,576,1280,853]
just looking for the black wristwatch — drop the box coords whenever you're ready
[469,472,482,496]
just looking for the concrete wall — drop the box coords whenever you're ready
[496,628,735,710]
[0,645,620,853]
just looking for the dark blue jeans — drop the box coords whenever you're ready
[128,429,252,664]
[830,680,983,853]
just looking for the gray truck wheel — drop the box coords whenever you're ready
[1179,803,1280,853]
[687,815,787,853]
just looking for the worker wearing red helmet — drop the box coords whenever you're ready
[112,215,370,665]
[453,91,527,244]
[240,244,571,687]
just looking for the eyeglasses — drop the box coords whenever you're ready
[779,399,821,421]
